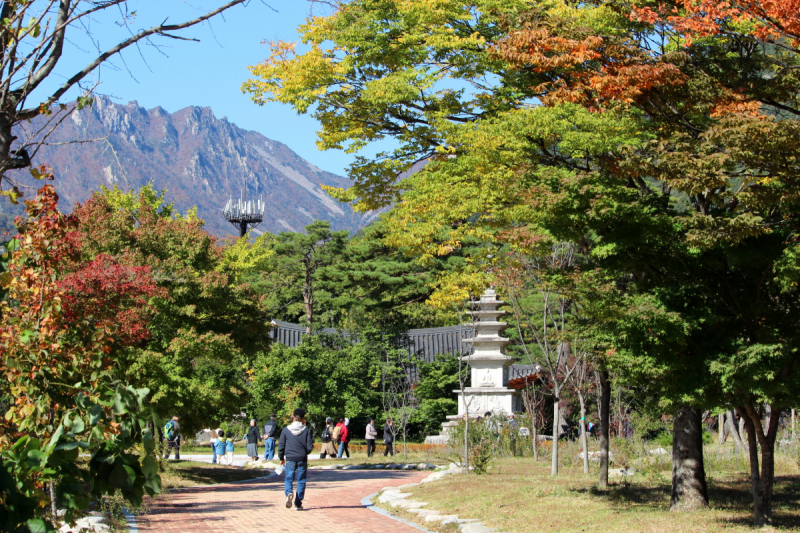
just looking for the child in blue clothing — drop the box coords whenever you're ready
[214,430,228,465]
[224,433,235,465]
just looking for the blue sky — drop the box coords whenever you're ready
[30,0,356,176]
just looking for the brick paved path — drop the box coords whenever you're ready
[137,469,429,532]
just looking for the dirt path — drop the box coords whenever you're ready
[136,468,429,532]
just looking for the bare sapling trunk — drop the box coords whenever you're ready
[598,370,611,488]
[738,404,781,527]
[551,397,560,476]
[792,408,796,441]
[456,301,472,474]
[502,244,581,478]
[523,383,542,461]
[464,413,469,473]
[578,392,589,474]
[719,413,726,445]
[670,405,709,511]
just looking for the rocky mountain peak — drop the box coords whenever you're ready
[1,97,375,238]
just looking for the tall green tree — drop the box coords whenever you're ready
[248,332,386,428]
[255,220,348,333]
[317,220,464,330]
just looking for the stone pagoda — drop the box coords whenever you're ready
[425,289,521,443]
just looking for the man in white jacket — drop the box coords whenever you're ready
[365,418,378,457]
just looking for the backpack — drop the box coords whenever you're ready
[164,420,175,440]
[321,425,332,443]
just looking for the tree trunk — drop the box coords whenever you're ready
[578,391,589,474]
[739,404,780,527]
[725,410,744,451]
[718,413,726,445]
[764,404,771,432]
[303,289,313,334]
[670,405,709,511]
[463,413,470,474]
[532,421,538,461]
[551,397,560,476]
[49,481,58,520]
[792,408,796,441]
[598,370,611,488]
[739,416,746,446]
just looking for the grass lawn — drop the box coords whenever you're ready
[159,461,270,489]
[392,450,800,532]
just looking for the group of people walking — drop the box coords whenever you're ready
[366,417,396,457]
[317,416,396,458]
[163,411,400,512]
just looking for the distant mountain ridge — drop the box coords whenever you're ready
[0,97,376,238]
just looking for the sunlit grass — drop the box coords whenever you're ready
[383,439,800,532]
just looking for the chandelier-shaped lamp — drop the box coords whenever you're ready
[223,193,265,238]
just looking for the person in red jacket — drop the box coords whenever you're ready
[336,417,350,459]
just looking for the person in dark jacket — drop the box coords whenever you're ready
[278,408,314,511]
[263,414,278,461]
[246,419,260,461]
[383,418,395,457]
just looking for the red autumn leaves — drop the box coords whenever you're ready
[7,184,167,349]
[58,254,165,346]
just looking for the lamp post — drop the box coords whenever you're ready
[223,194,265,238]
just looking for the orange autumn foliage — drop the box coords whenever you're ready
[493,7,777,118]
[631,0,800,45]
[493,22,687,110]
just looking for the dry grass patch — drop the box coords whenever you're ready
[403,457,800,532]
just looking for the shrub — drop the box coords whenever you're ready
[653,432,673,447]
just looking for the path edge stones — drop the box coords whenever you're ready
[366,463,506,533]
[361,493,435,532]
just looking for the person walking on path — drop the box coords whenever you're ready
[383,418,395,457]
[319,417,337,459]
[247,419,260,461]
[336,418,350,459]
[164,416,181,460]
[278,408,314,511]
[365,418,378,457]
[263,414,278,461]
[332,418,342,451]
